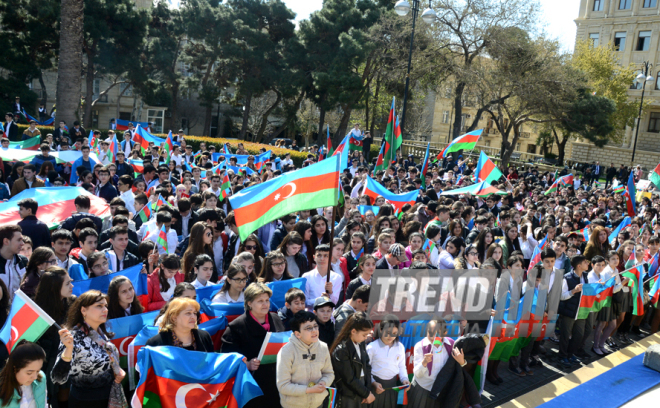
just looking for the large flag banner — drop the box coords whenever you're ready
[266,278,307,309]
[0,290,56,352]
[116,118,149,131]
[0,187,110,228]
[439,181,505,197]
[362,176,419,212]
[199,299,248,324]
[257,331,293,364]
[436,130,482,160]
[229,155,341,241]
[72,264,149,308]
[22,109,54,126]
[9,138,40,150]
[475,151,503,185]
[650,163,660,190]
[106,310,160,364]
[0,149,102,166]
[132,347,263,408]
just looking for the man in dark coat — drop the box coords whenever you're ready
[60,195,103,233]
[17,198,51,249]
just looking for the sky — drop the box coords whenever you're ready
[282,0,581,52]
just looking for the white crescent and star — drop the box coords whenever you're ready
[175,383,206,408]
[10,326,18,342]
[281,182,297,199]
[119,336,134,356]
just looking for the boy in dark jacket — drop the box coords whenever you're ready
[557,254,590,368]
[313,296,336,346]
[278,288,306,330]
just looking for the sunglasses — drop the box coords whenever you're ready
[245,245,257,250]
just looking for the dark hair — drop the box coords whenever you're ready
[78,227,98,245]
[158,254,181,293]
[277,231,304,253]
[0,225,22,249]
[0,280,10,329]
[153,282,197,325]
[194,254,214,271]
[330,312,373,353]
[351,284,370,302]
[259,251,292,283]
[540,247,556,260]
[315,243,330,253]
[17,198,38,214]
[108,226,129,240]
[0,341,46,405]
[290,310,317,333]
[373,314,400,342]
[74,195,91,209]
[138,241,156,260]
[591,255,606,264]
[570,254,587,269]
[34,267,72,325]
[285,287,306,305]
[182,222,214,280]
[51,229,74,243]
[310,215,331,244]
[220,264,248,294]
[65,290,113,337]
[107,275,145,319]
[22,247,55,287]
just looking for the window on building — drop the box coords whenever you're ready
[484,140,491,147]
[516,143,521,152]
[637,31,652,51]
[442,110,450,124]
[91,110,99,128]
[527,144,537,154]
[589,33,600,47]
[614,32,626,51]
[648,112,660,133]
[593,0,604,11]
[619,0,632,9]
[643,0,657,8]
[120,83,132,97]
[147,109,164,133]
[119,112,131,121]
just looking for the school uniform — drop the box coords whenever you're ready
[366,339,408,408]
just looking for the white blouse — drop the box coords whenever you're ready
[413,337,450,391]
[366,339,408,383]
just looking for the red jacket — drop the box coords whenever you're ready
[338,257,349,291]
[146,269,185,311]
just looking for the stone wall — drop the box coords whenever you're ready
[569,142,660,170]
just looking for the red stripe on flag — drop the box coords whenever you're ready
[234,175,337,226]
[0,197,109,226]
[478,159,495,181]
[264,342,286,357]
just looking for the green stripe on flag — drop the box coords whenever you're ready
[142,390,162,408]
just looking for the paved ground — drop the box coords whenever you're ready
[480,328,653,407]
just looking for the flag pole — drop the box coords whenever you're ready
[327,205,337,284]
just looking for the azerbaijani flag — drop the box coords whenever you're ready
[624,170,636,217]
[220,174,231,200]
[374,140,387,172]
[133,125,152,154]
[108,134,119,163]
[153,194,168,212]
[473,318,493,394]
[157,224,168,253]
[9,137,40,150]
[257,331,293,364]
[624,246,636,269]
[527,245,542,275]
[115,118,149,131]
[577,277,616,319]
[357,205,380,217]
[648,252,659,278]
[649,275,660,307]
[127,325,159,389]
[650,163,660,190]
[331,135,350,170]
[609,216,631,246]
[544,174,574,195]
[72,264,149,308]
[0,149,101,165]
[137,202,153,223]
[475,151,503,185]
[132,347,263,408]
[0,187,110,228]
[362,176,419,213]
[223,143,231,154]
[438,181,505,198]
[106,310,159,368]
[229,155,341,241]
[326,126,334,156]
[432,337,442,347]
[436,129,482,160]
[382,98,397,165]
[613,185,625,194]
[163,131,174,165]
[327,387,337,408]
[0,290,56,352]
[128,159,144,176]
[573,228,590,242]
[22,109,54,126]
[422,238,435,259]
[420,143,431,187]
[199,299,246,324]
[621,265,645,316]
[348,131,363,151]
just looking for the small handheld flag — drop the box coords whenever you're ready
[326,387,337,408]
[0,290,58,352]
[257,331,292,364]
[157,224,168,253]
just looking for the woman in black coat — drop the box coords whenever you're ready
[145,297,214,352]
[221,282,285,408]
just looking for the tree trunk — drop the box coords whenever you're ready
[239,91,252,140]
[83,56,94,128]
[255,91,282,142]
[38,71,47,105]
[365,90,370,133]
[451,82,466,140]
[317,106,326,145]
[370,74,381,137]
[553,129,568,166]
[170,81,179,131]
[500,123,521,170]
[202,104,213,136]
[269,90,305,141]
[335,106,352,145]
[56,0,84,127]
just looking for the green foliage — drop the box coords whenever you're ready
[560,89,616,147]
[0,79,38,117]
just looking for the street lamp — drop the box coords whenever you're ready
[393,0,437,135]
[631,61,654,163]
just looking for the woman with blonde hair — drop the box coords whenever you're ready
[145,297,214,351]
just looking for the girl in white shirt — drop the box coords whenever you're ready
[588,255,622,356]
[191,254,216,289]
[212,264,247,304]
[366,317,410,408]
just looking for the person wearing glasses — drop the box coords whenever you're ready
[86,251,111,278]
[19,247,58,298]
[276,310,334,408]
[453,244,481,269]
[212,264,248,304]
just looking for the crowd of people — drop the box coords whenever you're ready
[0,117,659,408]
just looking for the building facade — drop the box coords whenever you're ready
[573,0,660,169]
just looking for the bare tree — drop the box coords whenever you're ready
[175,98,204,133]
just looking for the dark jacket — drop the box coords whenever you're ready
[343,252,360,280]
[223,233,240,271]
[96,182,118,203]
[277,306,295,330]
[5,121,18,141]
[268,225,288,253]
[172,211,199,238]
[115,162,133,178]
[19,271,41,298]
[98,239,140,258]
[557,271,587,318]
[17,215,51,249]
[102,248,141,271]
[345,278,369,301]
[61,212,103,233]
[317,318,335,347]
[429,344,482,408]
[606,166,617,179]
[221,312,285,408]
[30,154,62,174]
[331,340,372,400]
[145,329,214,352]
[99,228,138,245]
[375,256,396,271]
[332,303,356,337]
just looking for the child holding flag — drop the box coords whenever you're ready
[557,255,590,368]
[366,316,409,408]
[589,255,621,356]
[276,311,334,408]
